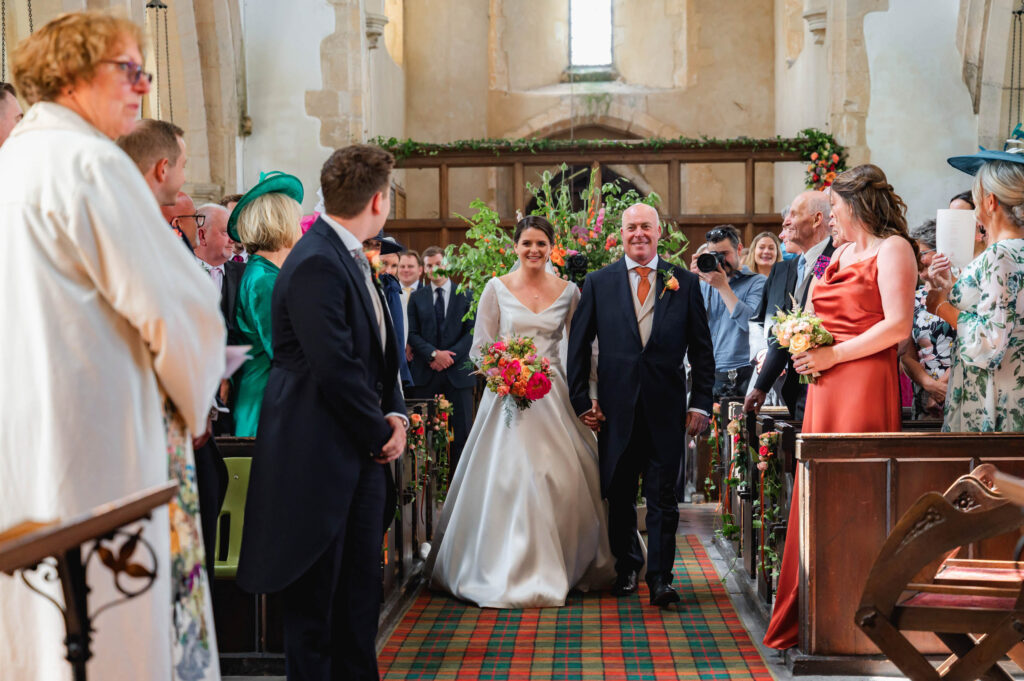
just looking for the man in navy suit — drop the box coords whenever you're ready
[567,203,714,608]
[406,246,474,473]
[237,145,407,681]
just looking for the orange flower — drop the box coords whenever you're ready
[810,152,819,161]
[550,245,566,267]
[831,153,840,163]
[498,247,505,254]
[659,274,679,299]
[823,171,836,185]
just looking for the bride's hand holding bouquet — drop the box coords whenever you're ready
[475,334,555,425]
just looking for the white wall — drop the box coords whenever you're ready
[240,0,335,211]
[773,0,829,215]
[863,0,978,229]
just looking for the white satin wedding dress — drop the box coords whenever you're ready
[427,277,616,607]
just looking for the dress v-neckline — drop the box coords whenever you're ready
[495,278,570,315]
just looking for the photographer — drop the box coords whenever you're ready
[697,225,766,399]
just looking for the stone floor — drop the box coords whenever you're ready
[222,503,919,681]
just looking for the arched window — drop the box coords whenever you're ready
[569,0,613,69]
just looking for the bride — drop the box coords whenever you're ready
[426,215,616,607]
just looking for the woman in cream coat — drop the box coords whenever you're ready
[0,11,225,681]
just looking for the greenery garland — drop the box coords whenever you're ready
[372,128,846,190]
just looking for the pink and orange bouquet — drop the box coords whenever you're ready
[475,335,554,426]
[771,303,833,384]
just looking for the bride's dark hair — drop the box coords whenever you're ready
[514,215,555,244]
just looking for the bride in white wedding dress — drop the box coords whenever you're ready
[426,216,616,608]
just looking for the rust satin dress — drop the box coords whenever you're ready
[763,251,901,650]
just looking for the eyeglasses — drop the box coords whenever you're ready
[172,214,205,228]
[100,60,153,86]
[918,247,936,255]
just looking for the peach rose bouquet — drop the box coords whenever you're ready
[475,334,554,426]
[771,301,833,384]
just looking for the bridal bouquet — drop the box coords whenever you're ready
[475,335,554,426]
[771,302,834,384]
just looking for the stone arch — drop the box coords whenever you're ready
[502,103,686,141]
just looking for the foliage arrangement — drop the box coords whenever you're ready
[372,128,845,166]
[441,164,688,317]
[753,430,784,579]
[475,335,554,427]
[799,128,847,190]
[407,395,454,503]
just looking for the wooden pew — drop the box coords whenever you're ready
[789,432,1024,675]
[856,469,1024,680]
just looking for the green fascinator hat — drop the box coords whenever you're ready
[227,171,305,242]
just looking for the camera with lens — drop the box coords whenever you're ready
[696,251,727,273]
[564,253,589,286]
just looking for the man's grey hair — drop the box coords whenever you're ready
[908,218,937,250]
[197,203,229,218]
[806,192,831,222]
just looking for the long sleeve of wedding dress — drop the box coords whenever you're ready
[469,279,500,366]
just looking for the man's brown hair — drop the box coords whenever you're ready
[115,118,184,173]
[320,144,394,218]
[399,249,422,265]
[219,193,243,207]
[422,246,444,260]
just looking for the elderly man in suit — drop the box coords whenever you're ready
[567,203,715,608]
[407,246,474,473]
[238,145,407,681]
[745,190,834,418]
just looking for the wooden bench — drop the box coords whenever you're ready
[788,432,1024,675]
[857,468,1024,680]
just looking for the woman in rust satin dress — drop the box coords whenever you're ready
[763,165,918,650]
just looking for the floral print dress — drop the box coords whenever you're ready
[911,287,955,419]
[944,239,1024,432]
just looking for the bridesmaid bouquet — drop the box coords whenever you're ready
[771,301,834,384]
[475,335,554,426]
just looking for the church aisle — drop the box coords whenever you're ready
[378,535,773,680]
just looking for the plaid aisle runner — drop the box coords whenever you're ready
[380,535,774,680]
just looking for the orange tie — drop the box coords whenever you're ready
[635,266,652,304]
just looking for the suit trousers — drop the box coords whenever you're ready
[281,459,386,681]
[607,398,680,585]
[410,374,473,476]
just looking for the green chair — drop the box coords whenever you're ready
[214,456,252,579]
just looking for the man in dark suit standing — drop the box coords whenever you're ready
[406,246,474,473]
[745,190,834,419]
[237,145,407,681]
[567,203,715,608]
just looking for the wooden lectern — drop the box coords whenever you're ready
[0,483,178,681]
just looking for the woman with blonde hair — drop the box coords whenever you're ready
[229,172,304,436]
[927,151,1024,432]
[0,10,225,680]
[743,230,783,276]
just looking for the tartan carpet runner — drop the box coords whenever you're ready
[380,536,774,680]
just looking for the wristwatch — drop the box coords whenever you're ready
[431,350,438,359]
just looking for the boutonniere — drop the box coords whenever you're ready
[659,271,680,299]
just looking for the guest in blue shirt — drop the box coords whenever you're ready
[697,225,767,399]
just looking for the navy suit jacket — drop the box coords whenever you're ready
[237,218,405,593]
[567,258,715,494]
[406,283,475,389]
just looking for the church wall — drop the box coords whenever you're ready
[862,0,978,228]
[404,0,777,233]
[239,0,335,212]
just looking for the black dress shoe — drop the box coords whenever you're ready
[612,570,638,596]
[648,577,680,608]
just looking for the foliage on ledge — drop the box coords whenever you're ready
[372,129,847,189]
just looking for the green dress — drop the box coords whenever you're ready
[234,254,279,436]
[943,239,1024,432]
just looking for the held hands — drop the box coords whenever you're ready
[686,411,709,437]
[925,369,950,405]
[429,350,456,371]
[376,415,407,463]
[793,346,838,376]
[580,399,606,432]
